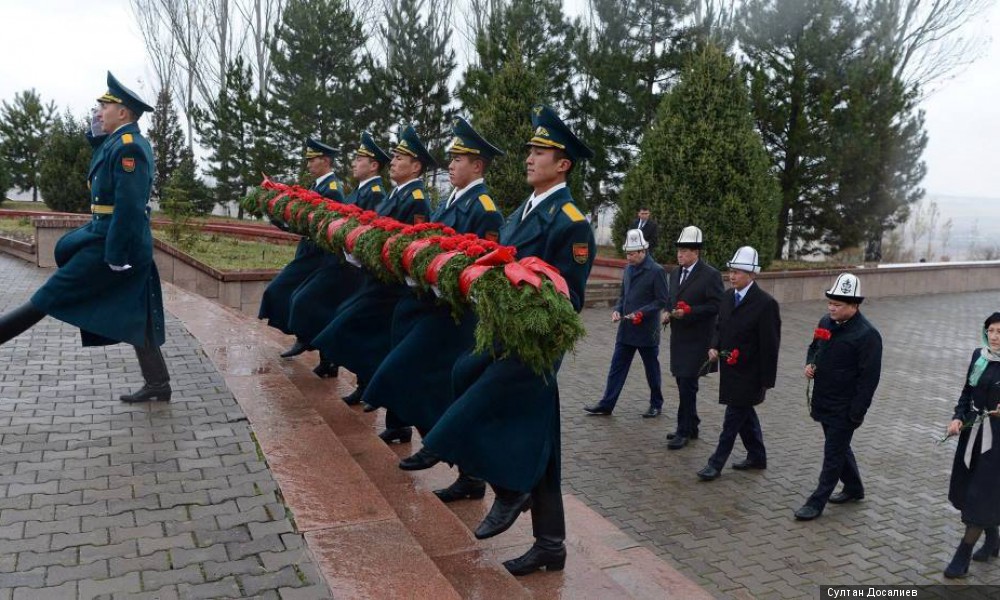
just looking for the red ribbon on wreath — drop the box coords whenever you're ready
[402,238,440,275]
[266,191,289,214]
[381,234,404,272]
[426,250,463,285]
[503,262,542,290]
[473,246,517,266]
[459,264,494,296]
[345,224,374,253]
[517,257,570,298]
[325,217,351,245]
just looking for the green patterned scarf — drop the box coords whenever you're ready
[968,330,1000,386]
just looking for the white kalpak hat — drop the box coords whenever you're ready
[727,246,761,274]
[622,229,649,252]
[825,273,864,303]
[675,225,704,248]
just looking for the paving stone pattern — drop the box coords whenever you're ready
[560,287,1000,598]
[0,255,330,599]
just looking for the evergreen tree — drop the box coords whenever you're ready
[172,151,213,216]
[268,0,369,173]
[0,156,10,207]
[372,0,457,175]
[147,86,188,202]
[0,89,57,202]
[37,113,92,213]
[615,45,780,269]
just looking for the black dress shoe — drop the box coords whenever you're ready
[828,491,864,504]
[696,465,720,481]
[474,492,532,539]
[667,435,689,450]
[794,505,822,521]
[503,545,567,576]
[378,427,412,444]
[279,340,310,358]
[362,402,378,413]
[434,474,486,503]
[398,448,440,471]
[583,404,612,415]
[641,407,661,418]
[667,430,699,440]
[120,382,172,403]
[732,459,767,470]
[312,362,339,378]
[342,384,365,406]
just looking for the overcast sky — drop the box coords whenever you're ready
[1,0,998,200]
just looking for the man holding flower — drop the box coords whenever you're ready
[793,273,882,521]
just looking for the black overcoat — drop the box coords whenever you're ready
[807,312,882,426]
[711,282,781,407]
[949,351,1000,527]
[613,254,668,348]
[666,260,723,377]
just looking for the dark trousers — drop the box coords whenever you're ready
[806,421,862,510]
[708,405,766,469]
[596,343,663,411]
[675,377,700,436]
[529,451,565,551]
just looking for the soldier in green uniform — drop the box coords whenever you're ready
[366,117,504,478]
[408,105,595,576]
[259,138,346,357]
[312,124,432,408]
[286,132,389,377]
[0,72,170,403]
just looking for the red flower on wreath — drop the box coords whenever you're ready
[675,301,692,314]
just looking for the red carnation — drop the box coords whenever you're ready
[726,348,740,365]
[675,301,692,314]
[813,328,832,341]
[631,311,644,325]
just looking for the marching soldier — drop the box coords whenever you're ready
[312,124,432,409]
[370,117,505,500]
[286,133,389,377]
[410,105,595,576]
[259,138,346,357]
[0,72,170,402]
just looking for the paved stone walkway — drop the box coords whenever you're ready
[0,255,330,599]
[560,289,1000,598]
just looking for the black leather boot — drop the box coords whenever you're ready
[398,447,440,471]
[123,343,171,403]
[342,381,366,406]
[313,360,338,378]
[279,340,310,358]
[474,487,531,539]
[974,527,1000,562]
[0,302,46,344]
[503,543,567,576]
[378,427,412,444]
[434,473,486,503]
[945,541,974,578]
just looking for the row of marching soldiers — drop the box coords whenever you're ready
[258,106,596,575]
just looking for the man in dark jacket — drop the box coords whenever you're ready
[631,207,659,259]
[697,246,781,481]
[584,228,669,417]
[662,225,724,448]
[794,273,882,521]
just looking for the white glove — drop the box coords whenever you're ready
[343,251,362,268]
[108,263,132,272]
[405,276,418,288]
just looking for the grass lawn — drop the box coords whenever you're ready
[154,231,296,271]
[0,216,36,242]
[1,200,53,212]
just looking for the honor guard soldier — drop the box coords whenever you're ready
[662,226,724,449]
[697,246,781,481]
[0,72,170,402]
[312,124,432,407]
[411,105,595,576]
[286,133,389,377]
[794,273,882,521]
[259,138,346,357]
[369,117,505,500]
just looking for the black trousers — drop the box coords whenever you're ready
[708,405,766,469]
[675,376,701,436]
[596,343,663,410]
[806,421,862,510]
[529,450,564,550]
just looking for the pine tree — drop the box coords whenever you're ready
[616,45,780,269]
[268,0,368,173]
[0,156,10,207]
[0,89,57,201]
[372,0,457,175]
[37,113,92,213]
[147,87,188,202]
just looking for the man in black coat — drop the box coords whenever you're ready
[631,207,659,259]
[697,246,781,481]
[584,228,669,417]
[662,225,724,449]
[794,273,882,521]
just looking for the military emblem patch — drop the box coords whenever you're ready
[572,243,589,264]
[122,158,135,172]
[413,214,427,224]
[484,231,499,243]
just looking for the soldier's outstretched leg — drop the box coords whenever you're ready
[0,302,46,344]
